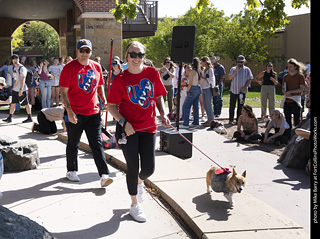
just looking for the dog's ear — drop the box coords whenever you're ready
[242,170,246,178]
[232,168,237,176]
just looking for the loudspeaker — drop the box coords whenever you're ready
[171,25,196,63]
[160,129,193,159]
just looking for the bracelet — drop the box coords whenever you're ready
[119,118,125,126]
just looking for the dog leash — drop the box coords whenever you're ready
[134,123,228,172]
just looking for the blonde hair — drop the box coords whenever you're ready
[125,41,146,60]
[287,58,307,74]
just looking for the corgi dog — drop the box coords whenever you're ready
[206,167,246,207]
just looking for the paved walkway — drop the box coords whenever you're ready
[0,114,188,239]
[0,107,310,238]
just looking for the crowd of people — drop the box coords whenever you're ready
[158,55,310,132]
[0,38,311,221]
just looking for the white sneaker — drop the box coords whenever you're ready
[179,124,189,129]
[66,171,80,182]
[137,183,145,203]
[129,203,147,222]
[100,174,113,187]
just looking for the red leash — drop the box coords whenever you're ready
[135,123,227,172]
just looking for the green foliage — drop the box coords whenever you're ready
[110,0,140,23]
[24,21,59,59]
[12,25,24,50]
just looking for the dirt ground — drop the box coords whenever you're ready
[219,119,286,157]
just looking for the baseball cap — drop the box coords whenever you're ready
[112,59,120,66]
[237,55,246,62]
[11,54,19,60]
[77,39,92,50]
[0,77,6,87]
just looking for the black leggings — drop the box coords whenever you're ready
[121,131,156,196]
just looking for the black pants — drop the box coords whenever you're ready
[34,111,57,134]
[233,130,262,141]
[65,113,109,177]
[283,101,301,128]
[229,92,246,122]
[120,131,156,196]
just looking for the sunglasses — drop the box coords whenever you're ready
[128,52,145,59]
[79,48,91,54]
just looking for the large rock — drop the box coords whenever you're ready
[0,136,39,172]
[278,119,310,168]
[0,205,56,239]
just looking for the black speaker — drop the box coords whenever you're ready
[171,25,196,63]
[160,129,193,159]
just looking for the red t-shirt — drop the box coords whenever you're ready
[59,59,103,115]
[107,66,167,133]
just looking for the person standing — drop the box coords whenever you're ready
[228,55,253,124]
[211,56,225,118]
[59,39,113,187]
[200,56,215,127]
[160,58,175,113]
[2,54,33,123]
[38,59,53,109]
[49,57,62,107]
[181,58,202,128]
[282,58,305,128]
[107,41,170,222]
[255,62,278,118]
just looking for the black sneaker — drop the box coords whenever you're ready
[22,117,33,123]
[2,117,12,123]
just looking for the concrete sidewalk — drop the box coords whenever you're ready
[0,108,310,239]
[64,109,310,238]
[0,114,188,239]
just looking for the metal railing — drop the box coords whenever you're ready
[123,0,158,25]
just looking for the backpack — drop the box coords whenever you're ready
[18,66,33,86]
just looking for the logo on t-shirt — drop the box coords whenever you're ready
[127,79,154,109]
[78,69,97,93]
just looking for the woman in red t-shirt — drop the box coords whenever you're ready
[107,41,170,222]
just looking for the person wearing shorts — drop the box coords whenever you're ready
[2,54,32,123]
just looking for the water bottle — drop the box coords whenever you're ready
[239,93,244,104]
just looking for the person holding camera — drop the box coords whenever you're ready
[200,56,215,127]
[160,58,175,113]
[228,55,253,124]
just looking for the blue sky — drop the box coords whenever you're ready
[157,0,310,18]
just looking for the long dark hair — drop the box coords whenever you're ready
[192,57,201,80]
[242,104,255,118]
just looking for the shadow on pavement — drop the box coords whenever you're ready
[192,193,231,221]
[52,209,130,239]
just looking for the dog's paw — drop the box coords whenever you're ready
[207,188,212,194]
[229,200,235,208]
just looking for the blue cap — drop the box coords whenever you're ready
[77,39,92,50]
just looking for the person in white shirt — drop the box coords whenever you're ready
[49,57,62,107]
[2,54,33,123]
[228,55,253,124]
[200,56,215,127]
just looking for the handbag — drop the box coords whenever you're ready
[210,84,220,97]
[163,73,170,81]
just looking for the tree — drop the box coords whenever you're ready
[218,9,271,63]
[110,0,310,30]
[23,21,59,59]
[123,17,178,63]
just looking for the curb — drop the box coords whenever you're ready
[57,132,206,239]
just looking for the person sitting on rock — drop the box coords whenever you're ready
[31,106,66,134]
[233,104,262,142]
[262,109,291,145]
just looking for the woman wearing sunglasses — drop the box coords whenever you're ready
[107,41,170,222]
